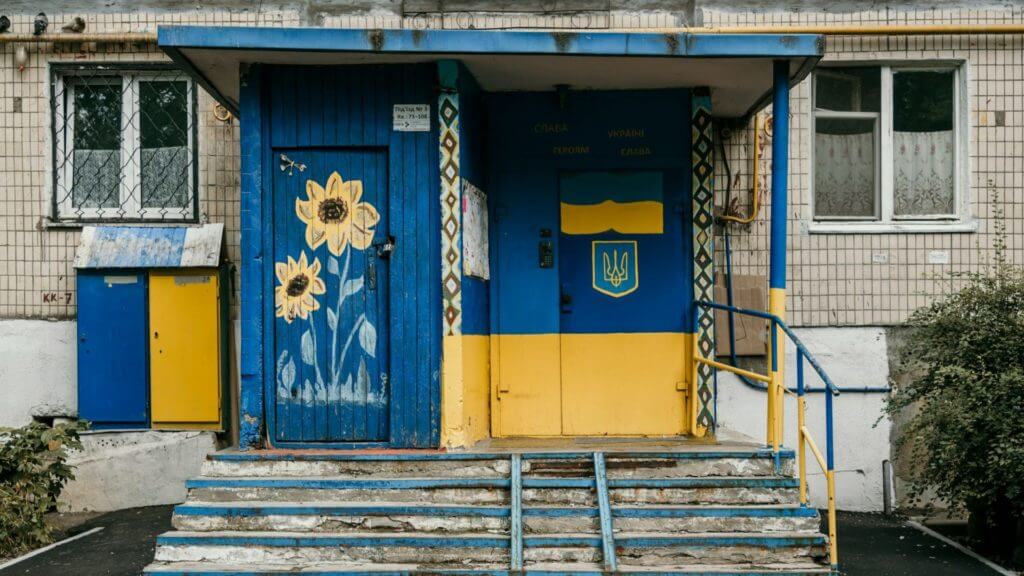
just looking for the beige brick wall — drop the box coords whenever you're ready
[0,6,1020,326]
[705,7,1024,326]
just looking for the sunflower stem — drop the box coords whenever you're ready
[337,313,367,387]
[330,248,352,386]
[306,314,326,393]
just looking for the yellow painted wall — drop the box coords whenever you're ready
[441,334,491,448]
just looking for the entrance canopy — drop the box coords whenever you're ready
[158,27,823,118]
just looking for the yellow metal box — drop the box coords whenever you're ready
[149,269,225,430]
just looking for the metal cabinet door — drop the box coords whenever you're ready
[149,270,221,429]
[76,271,149,428]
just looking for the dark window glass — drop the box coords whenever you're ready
[815,67,881,113]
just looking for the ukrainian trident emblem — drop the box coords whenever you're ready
[592,240,638,298]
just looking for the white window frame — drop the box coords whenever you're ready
[53,67,197,223]
[809,61,974,234]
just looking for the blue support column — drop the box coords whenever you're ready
[769,60,790,297]
[766,60,790,451]
[238,63,266,450]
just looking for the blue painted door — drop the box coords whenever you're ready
[272,148,390,443]
[77,271,149,428]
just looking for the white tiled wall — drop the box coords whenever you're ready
[0,6,1020,327]
[706,7,1024,326]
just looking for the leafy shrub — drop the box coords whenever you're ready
[885,206,1024,564]
[0,421,87,558]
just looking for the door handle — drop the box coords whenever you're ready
[560,288,572,314]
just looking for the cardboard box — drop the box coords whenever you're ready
[713,274,768,357]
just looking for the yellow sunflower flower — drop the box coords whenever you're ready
[295,171,380,256]
[274,252,326,323]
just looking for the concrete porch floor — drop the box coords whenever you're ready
[465,427,764,453]
[220,428,768,457]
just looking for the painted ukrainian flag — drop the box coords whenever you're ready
[560,172,664,235]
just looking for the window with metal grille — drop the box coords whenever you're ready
[51,65,197,222]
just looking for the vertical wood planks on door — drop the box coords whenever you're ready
[256,64,441,448]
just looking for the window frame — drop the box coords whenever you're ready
[50,63,199,224]
[809,61,972,234]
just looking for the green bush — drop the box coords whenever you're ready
[0,421,87,558]
[885,210,1024,564]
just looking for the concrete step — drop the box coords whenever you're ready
[145,560,832,574]
[526,477,800,507]
[172,502,818,534]
[202,450,793,479]
[185,476,799,507]
[203,453,510,479]
[152,530,826,567]
[533,451,792,478]
[185,477,510,505]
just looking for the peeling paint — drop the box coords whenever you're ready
[550,32,573,52]
[664,33,681,54]
[367,29,385,51]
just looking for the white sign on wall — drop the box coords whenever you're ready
[393,104,430,132]
[462,180,489,280]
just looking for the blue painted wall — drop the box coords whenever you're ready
[456,64,489,337]
[485,89,694,336]
[242,64,441,448]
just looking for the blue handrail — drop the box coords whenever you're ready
[694,298,840,568]
[695,300,889,394]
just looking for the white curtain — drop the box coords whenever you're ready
[893,130,954,216]
[814,132,875,217]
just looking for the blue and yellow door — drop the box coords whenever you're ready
[488,89,694,437]
[558,172,690,435]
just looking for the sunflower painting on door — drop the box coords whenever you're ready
[274,171,384,410]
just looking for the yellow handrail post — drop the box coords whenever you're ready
[797,396,807,505]
[827,469,838,568]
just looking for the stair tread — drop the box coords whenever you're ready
[145,560,829,573]
[176,500,812,510]
[159,529,825,540]
[189,475,797,482]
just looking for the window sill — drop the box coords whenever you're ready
[806,220,978,234]
[43,218,201,230]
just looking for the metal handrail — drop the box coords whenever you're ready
[692,299,839,571]
[696,300,840,395]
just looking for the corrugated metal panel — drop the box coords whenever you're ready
[74,224,224,269]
